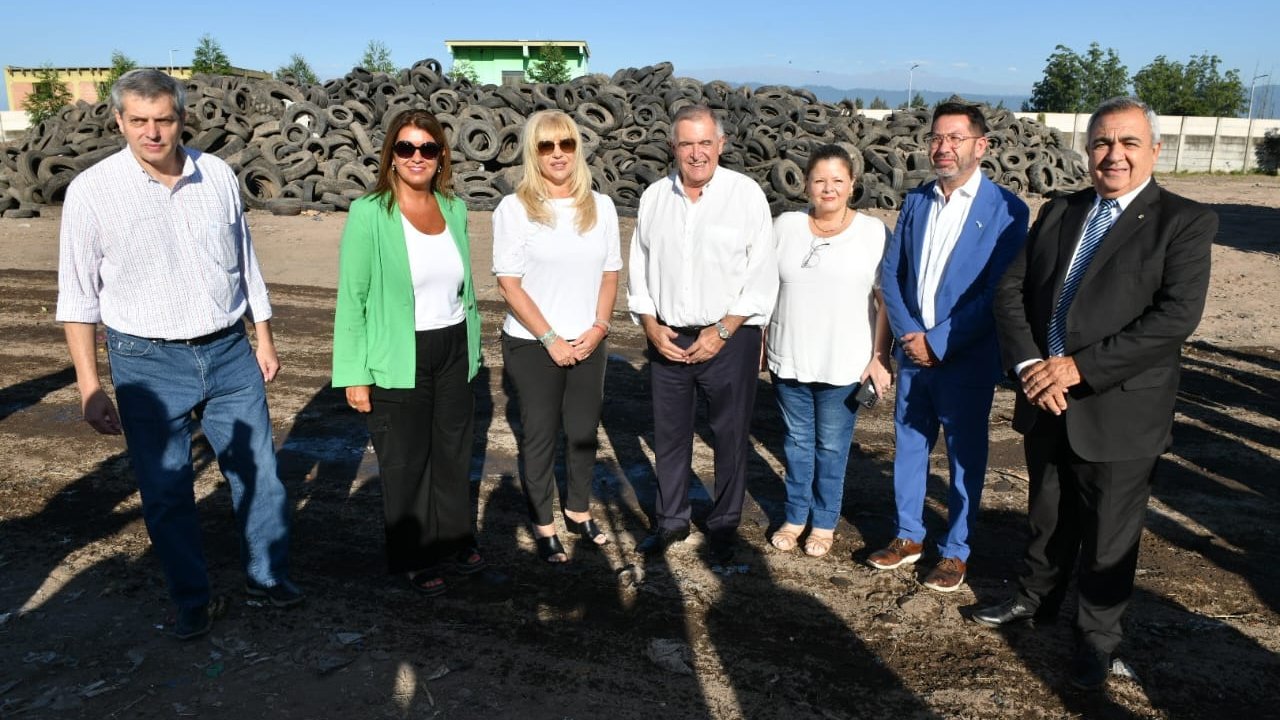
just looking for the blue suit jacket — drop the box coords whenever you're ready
[880,174,1029,383]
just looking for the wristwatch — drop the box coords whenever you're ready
[715,321,732,340]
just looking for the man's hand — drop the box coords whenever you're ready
[81,387,122,435]
[253,321,280,382]
[1019,357,1080,415]
[685,326,726,364]
[642,317,688,363]
[900,332,938,367]
[346,385,372,413]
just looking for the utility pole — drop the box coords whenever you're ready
[1245,70,1270,171]
[908,63,920,109]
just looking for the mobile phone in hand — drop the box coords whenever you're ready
[854,379,877,409]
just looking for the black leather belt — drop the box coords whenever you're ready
[157,324,240,345]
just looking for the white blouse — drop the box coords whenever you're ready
[492,192,622,340]
[402,214,465,331]
[766,211,888,386]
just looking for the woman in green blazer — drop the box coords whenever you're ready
[332,109,483,597]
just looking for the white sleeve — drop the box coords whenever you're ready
[491,196,527,277]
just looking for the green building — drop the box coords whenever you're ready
[443,40,590,86]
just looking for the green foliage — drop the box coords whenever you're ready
[360,40,397,75]
[97,50,138,100]
[276,53,319,85]
[853,97,865,110]
[449,59,479,84]
[1133,54,1246,116]
[869,96,889,110]
[1256,128,1280,175]
[191,34,232,75]
[527,43,571,84]
[24,65,73,126]
[1025,42,1128,112]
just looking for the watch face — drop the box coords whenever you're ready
[716,323,730,340]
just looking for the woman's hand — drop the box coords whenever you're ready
[547,337,577,367]
[861,355,892,396]
[346,385,372,413]
[568,326,606,362]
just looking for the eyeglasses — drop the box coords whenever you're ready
[537,138,577,155]
[923,133,983,148]
[392,141,443,160]
[801,238,831,268]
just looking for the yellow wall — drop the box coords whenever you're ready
[4,66,267,112]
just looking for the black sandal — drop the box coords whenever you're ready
[565,517,610,546]
[535,534,568,563]
[408,570,447,597]
[452,548,486,576]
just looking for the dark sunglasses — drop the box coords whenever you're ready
[536,138,577,155]
[392,141,443,160]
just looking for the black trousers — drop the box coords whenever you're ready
[502,332,608,526]
[367,321,475,574]
[649,325,761,534]
[1015,413,1157,654]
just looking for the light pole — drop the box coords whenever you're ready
[169,49,181,76]
[1245,72,1269,171]
[907,63,920,109]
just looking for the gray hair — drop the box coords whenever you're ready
[110,69,186,120]
[1088,96,1161,144]
[670,103,725,139]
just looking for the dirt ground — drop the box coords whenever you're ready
[0,174,1277,719]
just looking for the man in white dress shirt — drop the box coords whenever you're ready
[57,69,300,640]
[627,104,778,564]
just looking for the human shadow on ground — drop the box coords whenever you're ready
[1207,202,1280,255]
[0,365,75,423]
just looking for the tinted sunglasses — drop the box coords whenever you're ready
[537,138,577,155]
[392,141,443,160]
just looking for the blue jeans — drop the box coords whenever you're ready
[772,375,860,530]
[107,326,292,609]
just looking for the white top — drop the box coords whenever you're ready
[402,214,465,331]
[917,169,983,329]
[57,147,272,338]
[492,192,622,339]
[767,211,888,385]
[627,167,778,327]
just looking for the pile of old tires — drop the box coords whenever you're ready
[0,59,1087,218]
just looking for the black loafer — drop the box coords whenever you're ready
[1069,645,1112,690]
[636,526,689,555]
[174,604,212,640]
[708,530,738,565]
[972,597,1041,627]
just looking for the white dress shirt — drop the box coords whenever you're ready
[57,147,271,339]
[627,167,777,327]
[917,169,983,329]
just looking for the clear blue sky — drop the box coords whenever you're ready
[3,0,1276,110]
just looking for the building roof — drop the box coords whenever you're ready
[443,40,590,58]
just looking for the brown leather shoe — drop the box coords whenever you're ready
[922,557,967,592]
[867,538,924,570]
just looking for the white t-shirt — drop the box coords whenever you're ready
[402,214,465,331]
[767,211,888,386]
[492,192,622,340]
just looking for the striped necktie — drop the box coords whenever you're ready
[1047,198,1119,357]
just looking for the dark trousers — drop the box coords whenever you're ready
[649,325,761,534]
[502,333,607,526]
[1016,414,1157,654]
[367,321,475,574]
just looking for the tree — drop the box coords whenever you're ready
[276,53,318,85]
[191,34,232,75]
[853,97,865,110]
[1133,53,1246,116]
[870,96,889,110]
[449,59,479,85]
[24,65,74,125]
[360,40,397,75]
[1025,42,1128,112]
[527,43,571,84]
[97,50,138,100]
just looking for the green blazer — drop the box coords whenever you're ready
[332,191,482,388]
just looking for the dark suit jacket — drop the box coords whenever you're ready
[994,180,1216,462]
[881,175,1029,384]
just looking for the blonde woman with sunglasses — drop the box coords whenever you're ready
[492,110,622,563]
[333,109,484,597]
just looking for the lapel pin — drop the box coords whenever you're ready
[976,221,984,228]
[1138,214,1145,220]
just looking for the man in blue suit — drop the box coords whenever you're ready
[872,102,1029,592]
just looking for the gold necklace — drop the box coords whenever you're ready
[811,206,848,235]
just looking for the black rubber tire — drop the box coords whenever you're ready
[238,163,285,210]
[769,159,805,198]
[457,120,501,163]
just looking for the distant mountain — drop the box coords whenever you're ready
[779,84,1028,110]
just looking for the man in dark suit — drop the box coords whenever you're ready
[973,97,1216,690]
[873,102,1029,592]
